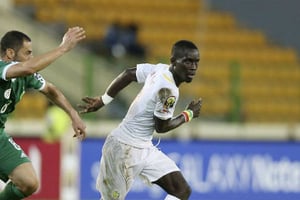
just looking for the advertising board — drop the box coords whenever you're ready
[80,138,300,200]
[14,138,61,200]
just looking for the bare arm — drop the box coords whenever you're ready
[41,82,86,139]
[154,98,202,133]
[6,27,86,79]
[105,67,138,97]
[79,67,137,113]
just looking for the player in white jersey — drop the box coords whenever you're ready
[80,40,202,200]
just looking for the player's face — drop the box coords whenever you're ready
[174,49,200,83]
[14,41,33,62]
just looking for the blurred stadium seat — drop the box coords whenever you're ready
[12,0,300,123]
[13,91,48,119]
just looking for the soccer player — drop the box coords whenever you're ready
[80,40,202,200]
[0,27,86,199]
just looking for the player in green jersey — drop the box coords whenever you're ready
[0,27,86,199]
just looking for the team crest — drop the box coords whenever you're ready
[4,88,11,99]
[158,88,176,112]
[163,96,176,110]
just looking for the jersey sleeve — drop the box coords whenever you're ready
[25,73,46,90]
[0,61,18,81]
[153,81,178,120]
[136,63,155,83]
[0,62,45,90]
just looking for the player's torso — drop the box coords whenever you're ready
[0,61,26,116]
[111,64,179,147]
[121,66,178,134]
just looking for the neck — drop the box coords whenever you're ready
[169,65,181,87]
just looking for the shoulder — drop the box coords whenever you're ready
[151,70,177,97]
[136,63,168,83]
[154,64,174,85]
[137,63,168,72]
[0,60,15,69]
[0,61,18,81]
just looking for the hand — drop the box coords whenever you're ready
[59,26,86,52]
[78,96,103,114]
[71,113,87,140]
[186,98,202,119]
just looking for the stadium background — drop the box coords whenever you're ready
[1,0,300,199]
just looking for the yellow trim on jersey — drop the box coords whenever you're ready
[163,73,173,83]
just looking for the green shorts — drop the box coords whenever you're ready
[0,130,30,182]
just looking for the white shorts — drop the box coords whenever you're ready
[96,135,180,200]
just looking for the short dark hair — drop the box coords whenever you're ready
[171,40,198,59]
[0,30,31,56]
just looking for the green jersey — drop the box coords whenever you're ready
[0,60,46,129]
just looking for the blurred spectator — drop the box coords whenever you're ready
[104,22,146,58]
[42,102,70,143]
[102,22,122,52]
[103,21,126,58]
[118,23,146,58]
[86,21,146,59]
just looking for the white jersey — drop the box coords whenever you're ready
[111,63,179,148]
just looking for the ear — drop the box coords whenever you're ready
[170,56,176,64]
[6,48,15,60]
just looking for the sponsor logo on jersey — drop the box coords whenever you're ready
[34,73,45,84]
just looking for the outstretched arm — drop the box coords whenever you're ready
[41,82,86,139]
[154,98,202,133]
[6,27,86,79]
[79,67,137,113]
